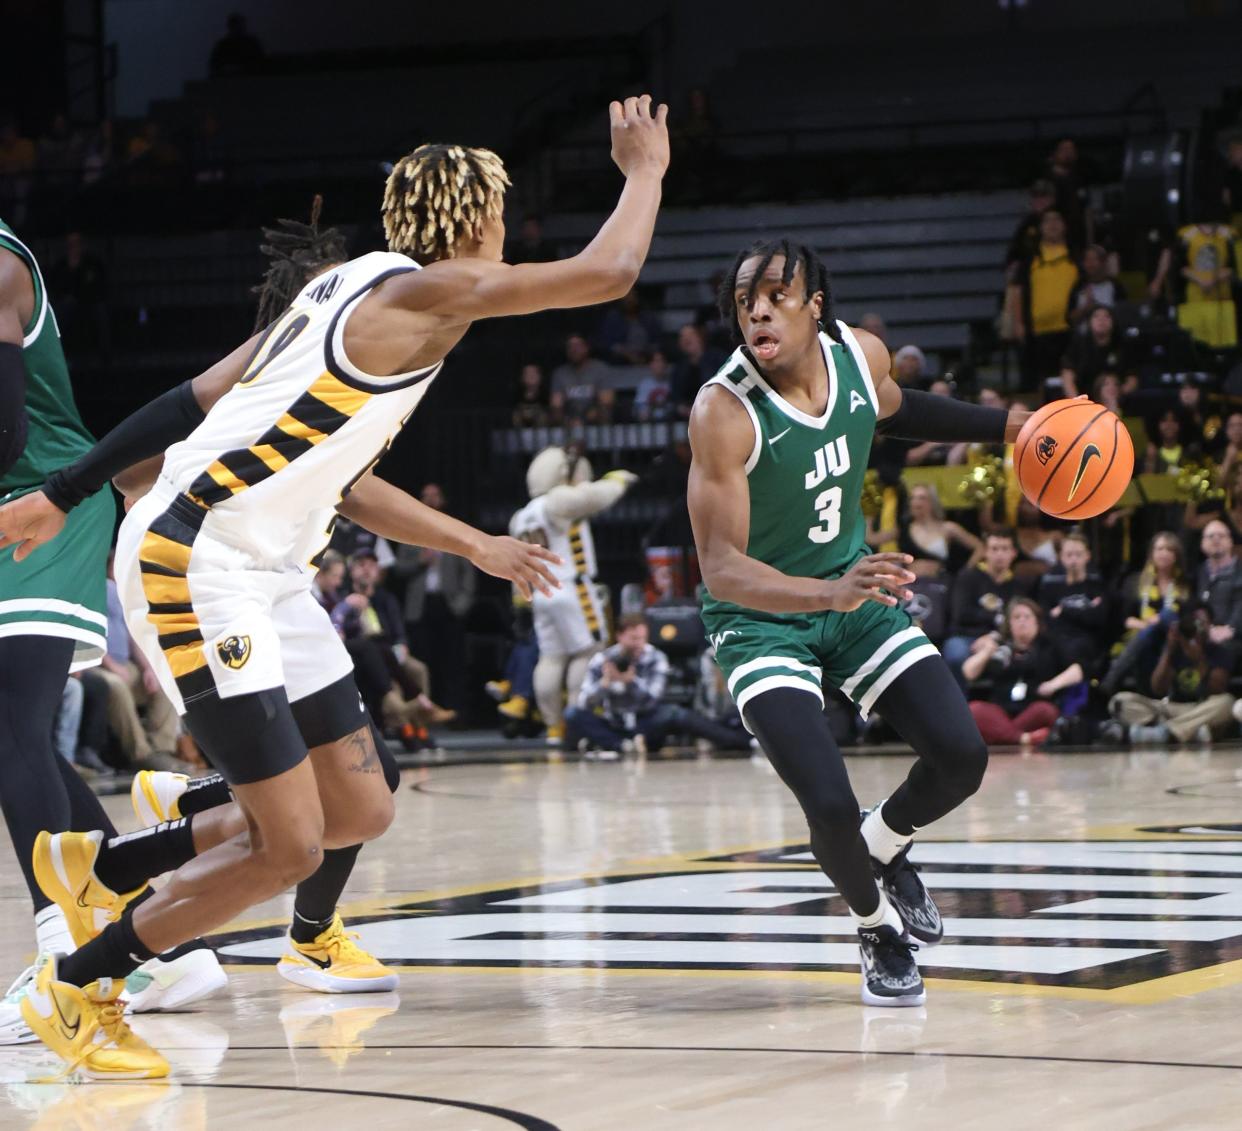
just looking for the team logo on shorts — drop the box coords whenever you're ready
[1035,434,1057,465]
[216,635,251,670]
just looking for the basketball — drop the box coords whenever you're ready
[1014,398,1134,519]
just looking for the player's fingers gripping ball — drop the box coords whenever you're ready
[1015,398,1134,519]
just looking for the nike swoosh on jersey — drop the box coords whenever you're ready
[769,427,792,445]
[1066,443,1102,502]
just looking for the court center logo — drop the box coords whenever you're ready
[216,634,251,670]
[211,837,1242,994]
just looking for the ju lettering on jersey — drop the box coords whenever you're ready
[804,436,850,545]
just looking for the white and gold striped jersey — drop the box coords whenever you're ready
[157,251,438,568]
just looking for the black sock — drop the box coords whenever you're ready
[178,774,232,816]
[290,843,360,942]
[93,817,197,893]
[58,907,156,988]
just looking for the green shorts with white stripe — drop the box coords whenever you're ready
[705,598,940,723]
[0,486,114,671]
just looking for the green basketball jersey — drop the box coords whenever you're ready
[700,324,880,622]
[0,218,94,496]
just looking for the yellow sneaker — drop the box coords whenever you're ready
[497,694,529,720]
[32,831,148,949]
[20,955,169,1080]
[130,770,188,826]
[545,722,565,746]
[276,914,398,993]
[484,679,511,701]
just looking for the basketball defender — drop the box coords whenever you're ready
[0,220,225,1046]
[0,94,668,1078]
[688,240,1030,1005]
[509,445,637,742]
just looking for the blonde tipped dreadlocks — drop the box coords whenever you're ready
[252,194,348,331]
[382,143,510,263]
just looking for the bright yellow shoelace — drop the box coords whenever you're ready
[319,927,376,967]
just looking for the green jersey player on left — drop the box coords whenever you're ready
[0,220,224,1043]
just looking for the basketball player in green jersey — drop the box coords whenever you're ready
[0,220,224,1041]
[689,240,1030,1006]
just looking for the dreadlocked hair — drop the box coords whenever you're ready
[382,143,510,264]
[716,238,841,345]
[252,194,349,331]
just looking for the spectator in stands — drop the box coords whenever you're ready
[892,344,928,388]
[1005,179,1058,273]
[0,117,35,224]
[596,286,662,366]
[1106,604,1235,745]
[1091,373,1124,415]
[1174,212,1238,348]
[1101,531,1189,697]
[942,528,1027,682]
[210,11,266,75]
[1068,245,1126,325]
[1037,531,1109,676]
[963,598,1083,747]
[671,87,719,202]
[1211,411,1242,480]
[694,269,731,350]
[512,362,551,428]
[1009,497,1063,578]
[1015,210,1081,390]
[96,560,181,771]
[860,312,888,345]
[672,322,726,416]
[506,214,556,264]
[1046,138,1089,248]
[329,514,395,572]
[872,483,979,578]
[634,348,675,422]
[1143,407,1194,474]
[564,616,749,754]
[1195,520,1242,666]
[47,231,110,367]
[1058,305,1137,398]
[312,550,346,614]
[36,112,81,187]
[904,379,955,465]
[550,332,614,424]
[124,120,182,187]
[80,118,115,185]
[393,483,476,716]
[1185,460,1242,543]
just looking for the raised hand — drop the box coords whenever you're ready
[609,94,669,179]
[0,489,67,562]
[472,535,562,600]
[823,553,916,612]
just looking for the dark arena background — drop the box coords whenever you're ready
[2,1,1242,1127]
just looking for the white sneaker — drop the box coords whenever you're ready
[130,770,190,826]
[121,947,228,1012]
[0,958,43,1045]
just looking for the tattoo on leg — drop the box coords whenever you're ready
[345,727,380,774]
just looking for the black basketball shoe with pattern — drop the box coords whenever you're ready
[872,842,943,944]
[858,924,925,1007]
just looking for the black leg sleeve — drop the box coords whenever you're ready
[0,637,76,910]
[742,688,879,917]
[870,653,989,834]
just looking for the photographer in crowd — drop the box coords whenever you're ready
[564,615,750,754]
[1106,604,1236,744]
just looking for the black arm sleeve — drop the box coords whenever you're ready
[0,342,27,477]
[42,379,205,512]
[876,388,1008,444]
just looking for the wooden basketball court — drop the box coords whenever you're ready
[3,747,1241,1129]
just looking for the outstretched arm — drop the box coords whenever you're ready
[338,473,561,600]
[853,329,1031,444]
[386,96,668,322]
[542,472,637,524]
[688,386,915,615]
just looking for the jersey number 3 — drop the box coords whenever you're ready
[808,486,841,543]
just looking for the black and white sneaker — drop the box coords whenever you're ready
[858,925,925,1007]
[873,842,943,944]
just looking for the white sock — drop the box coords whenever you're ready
[34,905,74,957]
[861,801,915,864]
[853,888,904,932]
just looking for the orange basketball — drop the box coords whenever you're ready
[1014,399,1134,519]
